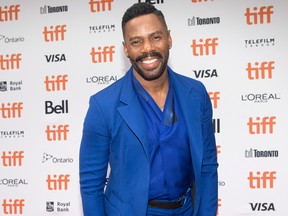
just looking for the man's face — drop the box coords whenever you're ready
[123,14,172,81]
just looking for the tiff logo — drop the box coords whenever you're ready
[0,5,20,22]
[43,25,67,42]
[246,61,275,80]
[248,171,276,189]
[208,92,220,109]
[90,46,115,63]
[44,75,68,92]
[247,116,276,135]
[46,174,70,190]
[2,199,25,214]
[1,151,24,167]
[217,198,221,215]
[89,0,113,13]
[0,102,23,118]
[191,38,218,56]
[45,124,69,141]
[216,145,221,158]
[0,54,22,70]
[245,6,273,25]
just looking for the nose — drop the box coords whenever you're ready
[142,38,153,53]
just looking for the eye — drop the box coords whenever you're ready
[153,35,161,40]
[131,40,141,46]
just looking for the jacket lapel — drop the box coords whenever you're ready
[117,68,150,160]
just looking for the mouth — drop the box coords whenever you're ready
[136,52,162,69]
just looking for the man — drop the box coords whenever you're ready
[79,3,218,216]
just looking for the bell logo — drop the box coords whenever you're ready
[1,151,24,167]
[191,38,218,56]
[248,171,276,189]
[90,46,115,63]
[245,6,273,25]
[208,91,220,109]
[89,0,113,13]
[247,116,276,134]
[2,199,25,214]
[246,61,275,80]
[45,124,69,141]
[43,25,67,42]
[0,5,20,22]
[0,102,23,119]
[0,53,22,70]
[47,174,70,190]
[44,75,68,92]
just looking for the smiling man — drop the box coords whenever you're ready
[79,3,218,216]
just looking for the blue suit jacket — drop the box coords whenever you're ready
[79,67,218,216]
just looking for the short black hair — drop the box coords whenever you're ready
[122,3,167,34]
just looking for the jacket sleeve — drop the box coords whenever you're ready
[198,89,218,216]
[79,96,110,216]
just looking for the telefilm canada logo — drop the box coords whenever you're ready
[245,38,275,48]
[46,201,71,212]
[0,130,25,138]
[89,24,116,34]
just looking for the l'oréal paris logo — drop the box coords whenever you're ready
[241,93,280,103]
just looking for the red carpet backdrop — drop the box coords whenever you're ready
[1,0,287,215]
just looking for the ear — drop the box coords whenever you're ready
[168,30,172,49]
[122,41,129,58]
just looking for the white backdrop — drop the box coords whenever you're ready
[1,0,287,215]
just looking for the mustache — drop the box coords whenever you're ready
[135,51,162,62]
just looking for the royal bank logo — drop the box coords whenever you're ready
[0,80,23,92]
[89,24,116,34]
[42,153,74,164]
[0,130,25,138]
[46,201,70,212]
[245,38,275,48]
[188,16,220,26]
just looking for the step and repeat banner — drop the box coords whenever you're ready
[1,0,287,215]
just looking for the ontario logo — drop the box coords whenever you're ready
[42,153,74,164]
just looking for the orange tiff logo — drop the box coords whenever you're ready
[246,61,275,80]
[191,38,218,56]
[247,116,276,135]
[248,171,276,189]
[90,46,115,63]
[47,174,70,190]
[0,54,22,70]
[45,124,69,141]
[0,102,23,119]
[44,75,68,92]
[89,0,113,12]
[245,6,273,25]
[2,199,25,214]
[43,25,67,42]
[0,5,20,22]
[217,198,222,215]
[1,151,24,167]
[208,91,220,109]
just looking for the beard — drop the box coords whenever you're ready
[129,50,169,81]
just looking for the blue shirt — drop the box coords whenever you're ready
[132,74,193,201]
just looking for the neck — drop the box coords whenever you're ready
[133,69,169,110]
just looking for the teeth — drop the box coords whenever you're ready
[142,58,157,64]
